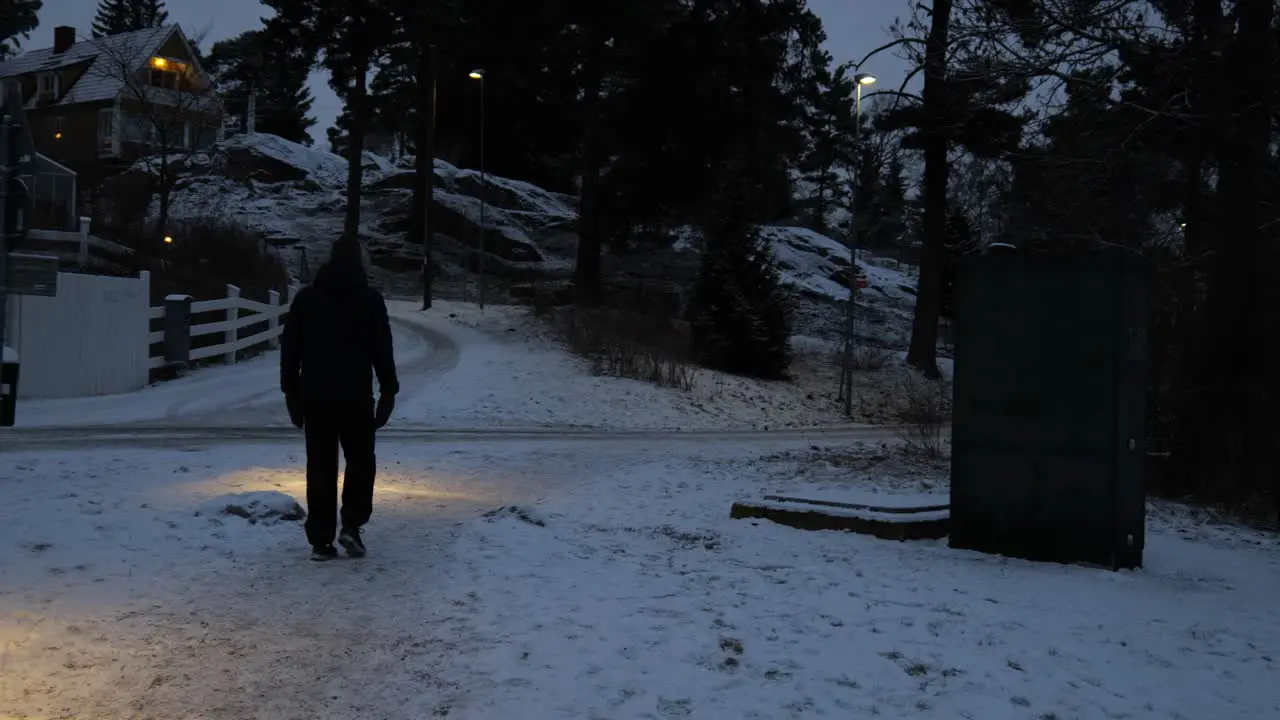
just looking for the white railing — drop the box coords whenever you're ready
[146,283,301,370]
[28,218,133,270]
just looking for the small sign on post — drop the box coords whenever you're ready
[2,252,58,296]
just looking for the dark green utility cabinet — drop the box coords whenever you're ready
[949,253,1150,570]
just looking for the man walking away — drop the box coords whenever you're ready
[280,238,399,561]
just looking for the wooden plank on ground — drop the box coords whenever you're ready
[730,496,950,541]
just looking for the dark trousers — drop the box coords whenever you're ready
[303,401,377,546]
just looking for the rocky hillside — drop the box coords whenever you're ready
[146,133,920,345]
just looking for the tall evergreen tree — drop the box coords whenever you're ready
[688,160,794,379]
[879,0,1027,377]
[264,0,398,239]
[0,0,41,59]
[92,0,168,38]
[206,29,315,145]
[796,62,858,234]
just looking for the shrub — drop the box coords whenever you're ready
[848,343,894,371]
[147,217,291,303]
[895,372,951,458]
[557,306,696,391]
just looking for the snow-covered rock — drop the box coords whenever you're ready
[161,134,577,279]
[196,490,306,526]
[220,133,349,187]
[151,132,918,341]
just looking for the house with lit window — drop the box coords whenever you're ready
[0,24,223,194]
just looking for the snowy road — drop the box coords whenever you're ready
[0,422,929,450]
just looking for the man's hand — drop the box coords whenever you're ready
[285,393,304,429]
[374,393,395,429]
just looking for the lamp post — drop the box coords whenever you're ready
[469,69,487,310]
[840,72,876,417]
[421,43,438,311]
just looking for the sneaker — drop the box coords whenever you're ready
[310,544,339,561]
[337,527,366,558]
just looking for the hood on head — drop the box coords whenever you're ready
[314,238,368,293]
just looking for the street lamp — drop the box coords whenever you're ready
[840,72,876,417]
[469,69,487,310]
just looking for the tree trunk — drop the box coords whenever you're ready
[343,47,370,241]
[904,0,952,379]
[1170,0,1277,511]
[573,36,603,306]
[414,39,436,308]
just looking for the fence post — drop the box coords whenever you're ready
[163,294,193,375]
[77,216,91,268]
[268,289,281,348]
[225,284,240,365]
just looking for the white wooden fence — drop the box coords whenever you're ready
[6,271,152,398]
[4,273,299,399]
[148,283,300,370]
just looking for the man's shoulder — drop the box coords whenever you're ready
[289,285,315,309]
[364,285,390,308]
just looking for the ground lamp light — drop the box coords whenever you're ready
[840,72,876,417]
[469,69,488,311]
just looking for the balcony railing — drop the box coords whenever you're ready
[19,154,77,231]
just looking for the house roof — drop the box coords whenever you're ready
[0,25,177,107]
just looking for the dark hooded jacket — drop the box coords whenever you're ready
[280,245,399,409]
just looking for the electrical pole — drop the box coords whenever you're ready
[421,43,438,311]
[840,73,876,417]
[469,69,487,310]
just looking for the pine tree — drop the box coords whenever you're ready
[206,29,315,145]
[797,62,857,235]
[92,0,168,38]
[0,0,41,59]
[687,165,794,379]
[264,0,399,239]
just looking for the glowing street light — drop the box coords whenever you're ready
[163,235,173,244]
[856,73,877,86]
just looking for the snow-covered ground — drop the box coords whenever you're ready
[393,299,927,429]
[449,446,1280,719]
[3,440,1276,718]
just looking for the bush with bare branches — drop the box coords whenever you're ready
[556,306,697,391]
[895,371,951,458]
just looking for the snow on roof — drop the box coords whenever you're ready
[0,25,175,107]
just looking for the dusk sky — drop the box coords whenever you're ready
[33,0,915,146]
